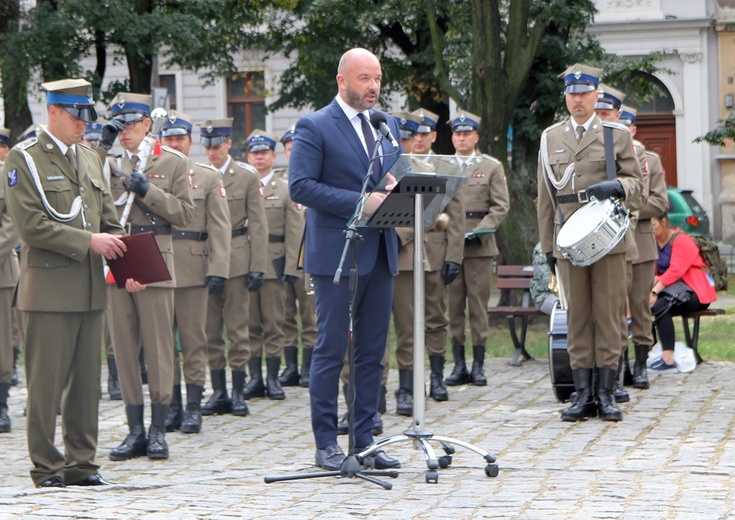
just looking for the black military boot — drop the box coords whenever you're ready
[165,384,183,432]
[279,346,300,387]
[10,347,20,386]
[561,368,597,422]
[110,404,147,460]
[107,356,122,400]
[597,367,623,421]
[180,384,204,433]
[622,348,634,387]
[633,344,651,389]
[201,369,232,416]
[613,356,630,403]
[0,382,11,433]
[337,384,349,435]
[231,370,250,416]
[445,345,470,386]
[395,369,413,416]
[242,357,266,399]
[300,347,313,388]
[429,355,449,401]
[147,403,170,459]
[470,345,488,386]
[266,357,286,400]
[139,348,148,385]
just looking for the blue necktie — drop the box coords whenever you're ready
[358,113,381,182]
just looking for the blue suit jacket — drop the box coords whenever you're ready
[289,99,400,277]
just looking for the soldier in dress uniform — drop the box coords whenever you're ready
[404,108,464,404]
[537,64,642,422]
[4,79,127,486]
[0,126,19,433]
[445,111,510,386]
[619,106,668,390]
[97,92,195,460]
[594,90,662,402]
[278,126,318,389]
[158,111,231,434]
[201,119,268,417]
[244,130,303,401]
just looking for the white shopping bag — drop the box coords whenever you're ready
[646,342,696,373]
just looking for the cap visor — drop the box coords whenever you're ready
[565,84,597,94]
[201,136,229,147]
[62,106,98,123]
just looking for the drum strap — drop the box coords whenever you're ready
[603,125,616,182]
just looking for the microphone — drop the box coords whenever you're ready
[370,112,399,148]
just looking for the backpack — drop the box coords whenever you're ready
[672,232,728,291]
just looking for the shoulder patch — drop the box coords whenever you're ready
[600,120,628,131]
[14,137,38,151]
[6,169,18,187]
[237,161,258,175]
[161,146,186,159]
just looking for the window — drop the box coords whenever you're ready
[157,74,177,110]
[227,71,266,159]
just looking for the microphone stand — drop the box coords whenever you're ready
[265,134,399,489]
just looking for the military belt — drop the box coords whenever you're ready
[129,224,172,236]
[172,229,208,241]
[466,211,489,219]
[232,226,248,238]
[557,191,589,204]
[268,234,285,243]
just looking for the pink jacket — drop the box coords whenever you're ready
[657,231,717,305]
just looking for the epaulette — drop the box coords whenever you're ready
[195,162,219,173]
[633,139,645,148]
[237,161,258,175]
[643,150,660,159]
[13,137,38,151]
[77,142,95,152]
[600,120,628,132]
[161,145,186,159]
[481,154,501,164]
[542,121,565,136]
[278,175,289,186]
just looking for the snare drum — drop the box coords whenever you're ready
[556,197,629,267]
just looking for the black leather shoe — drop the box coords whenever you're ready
[37,476,65,488]
[315,444,345,470]
[355,447,401,469]
[68,473,109,486]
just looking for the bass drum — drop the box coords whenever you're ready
[548,303,574,403]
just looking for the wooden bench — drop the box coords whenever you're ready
[488,265,546,366]
[679,308,725,364]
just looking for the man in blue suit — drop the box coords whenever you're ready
[289,48,402,471]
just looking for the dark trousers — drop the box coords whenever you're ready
[310,239,393,449]
[652,292,708,351]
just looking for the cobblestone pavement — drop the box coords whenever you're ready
[2,357,735,519]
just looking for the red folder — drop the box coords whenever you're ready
[106,232,172,289]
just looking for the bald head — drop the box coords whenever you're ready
[336,48,382,112]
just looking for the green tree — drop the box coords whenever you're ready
[694,113,735,147]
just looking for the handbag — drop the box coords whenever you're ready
[653,280,694,321]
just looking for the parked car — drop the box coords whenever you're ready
[667,187,710,236]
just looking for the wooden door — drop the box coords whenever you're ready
[634,114,677,186]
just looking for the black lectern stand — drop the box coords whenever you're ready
[359,168,499,484]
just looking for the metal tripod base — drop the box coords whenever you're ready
[264,455,399,489]
[358,429,499,484]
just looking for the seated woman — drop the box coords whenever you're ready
[649,213,717,372]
